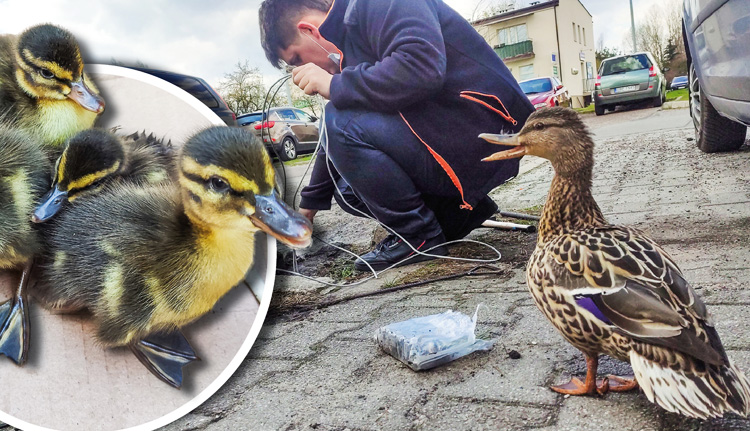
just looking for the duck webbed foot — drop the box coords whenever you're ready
[0,263,32,365]
[129,330,200,389]
[551,354,639,396]
[600,374,639,392]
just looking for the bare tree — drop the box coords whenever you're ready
[636,7,667,68]
[289,83,325,117]
[621,0,684,72]
[218,61,284,114]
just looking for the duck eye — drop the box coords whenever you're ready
[208,176,230,193]
[39,68,54,79]
[534,122,546,130]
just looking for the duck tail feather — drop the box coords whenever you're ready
[630,349,750,419]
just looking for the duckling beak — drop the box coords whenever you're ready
[479,133,527,161]
[250,194,313,248]
[67,77,105,114]
[32,186,68,223]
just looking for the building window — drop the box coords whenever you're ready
[582,27,586,46]
[498,23,528,46]
[572,23,577,42]
[578,25,582,44]
[519,64,534,81]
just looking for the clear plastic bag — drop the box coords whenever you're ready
[374,305,495,371]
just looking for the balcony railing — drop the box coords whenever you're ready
[494,40,534,61]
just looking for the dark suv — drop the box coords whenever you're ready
[126,67,237,126]
[237,107,320,161]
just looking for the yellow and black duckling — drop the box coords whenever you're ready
[0,24,105,151]
[32,128,175,223]
[0,123,50,364]
[34,126,312,387]
[481,107,750,419]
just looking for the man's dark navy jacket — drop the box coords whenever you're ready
[300,0,535,211]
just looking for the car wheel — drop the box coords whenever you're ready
[279,137,297,161]
[653,89,663,107]
[595,103,605,116]
[689,63,746,153]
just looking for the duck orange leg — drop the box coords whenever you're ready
[551,354,638,395]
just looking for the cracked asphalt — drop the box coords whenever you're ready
[162,106,750,431]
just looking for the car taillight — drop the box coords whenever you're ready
[254,121,275,130]
[649,66,657,77]
[595,75,601,87]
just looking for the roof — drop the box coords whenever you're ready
[472,0,592,26]
[472,0,559,26]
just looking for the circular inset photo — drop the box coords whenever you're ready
[0,65,277,431]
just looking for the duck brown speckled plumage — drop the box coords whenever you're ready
[481,107,750,419]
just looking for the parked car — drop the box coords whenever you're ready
[125,67,237,126]
[683,0,749,152]
[670,75,688,90]
[237,107,320,161]
[592,52,667,116]
[518,76,570,109]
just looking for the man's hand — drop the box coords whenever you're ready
[292,64,333,99]
[298,208,318,223]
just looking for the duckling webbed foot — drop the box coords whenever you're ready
[0,265,32,365]
[130,330,200,389]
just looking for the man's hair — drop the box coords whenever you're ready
[259,0,333,69]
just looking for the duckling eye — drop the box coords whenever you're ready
[534,122,546,131]
[39,68,54,79]
[208,176,230,193]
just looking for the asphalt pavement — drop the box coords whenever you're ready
[167,105,750,431]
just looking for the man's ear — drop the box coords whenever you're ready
[297,21,322,38]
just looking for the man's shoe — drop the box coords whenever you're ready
[354,233,448,272]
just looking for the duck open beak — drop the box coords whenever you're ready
[479,133,527,161]
[67,76,105,114]
[32,185,68,223]
[250,193,313,248]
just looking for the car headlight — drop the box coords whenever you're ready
[534,102,547,108]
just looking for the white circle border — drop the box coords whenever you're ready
[0,64,277,431]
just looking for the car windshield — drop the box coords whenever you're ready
[673,76,687,83]
[600,54,651,76]
[237,113,264,125]
[519,78,552,94]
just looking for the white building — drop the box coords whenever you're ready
[472,0,596,108]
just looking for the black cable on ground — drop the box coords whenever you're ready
[289,265,505,313]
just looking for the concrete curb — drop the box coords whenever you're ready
[662,100,689,109]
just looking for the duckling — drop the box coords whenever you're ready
[0,123,51,364]
[32,128,175,223]
[0,24,105,151]
[35,126,312,387]
[480,107,750,419]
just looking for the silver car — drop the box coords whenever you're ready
[683,0,750,152]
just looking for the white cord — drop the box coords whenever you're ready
[282,96,504,285]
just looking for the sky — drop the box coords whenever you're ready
[0,0,660,91]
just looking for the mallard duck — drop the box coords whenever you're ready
[34,126,312,387]
[480,107,750,419]
[0,24,105,150]
[32,128,175,223]
[0,123,51,364]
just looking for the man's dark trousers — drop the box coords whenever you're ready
[322,102,498,242]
